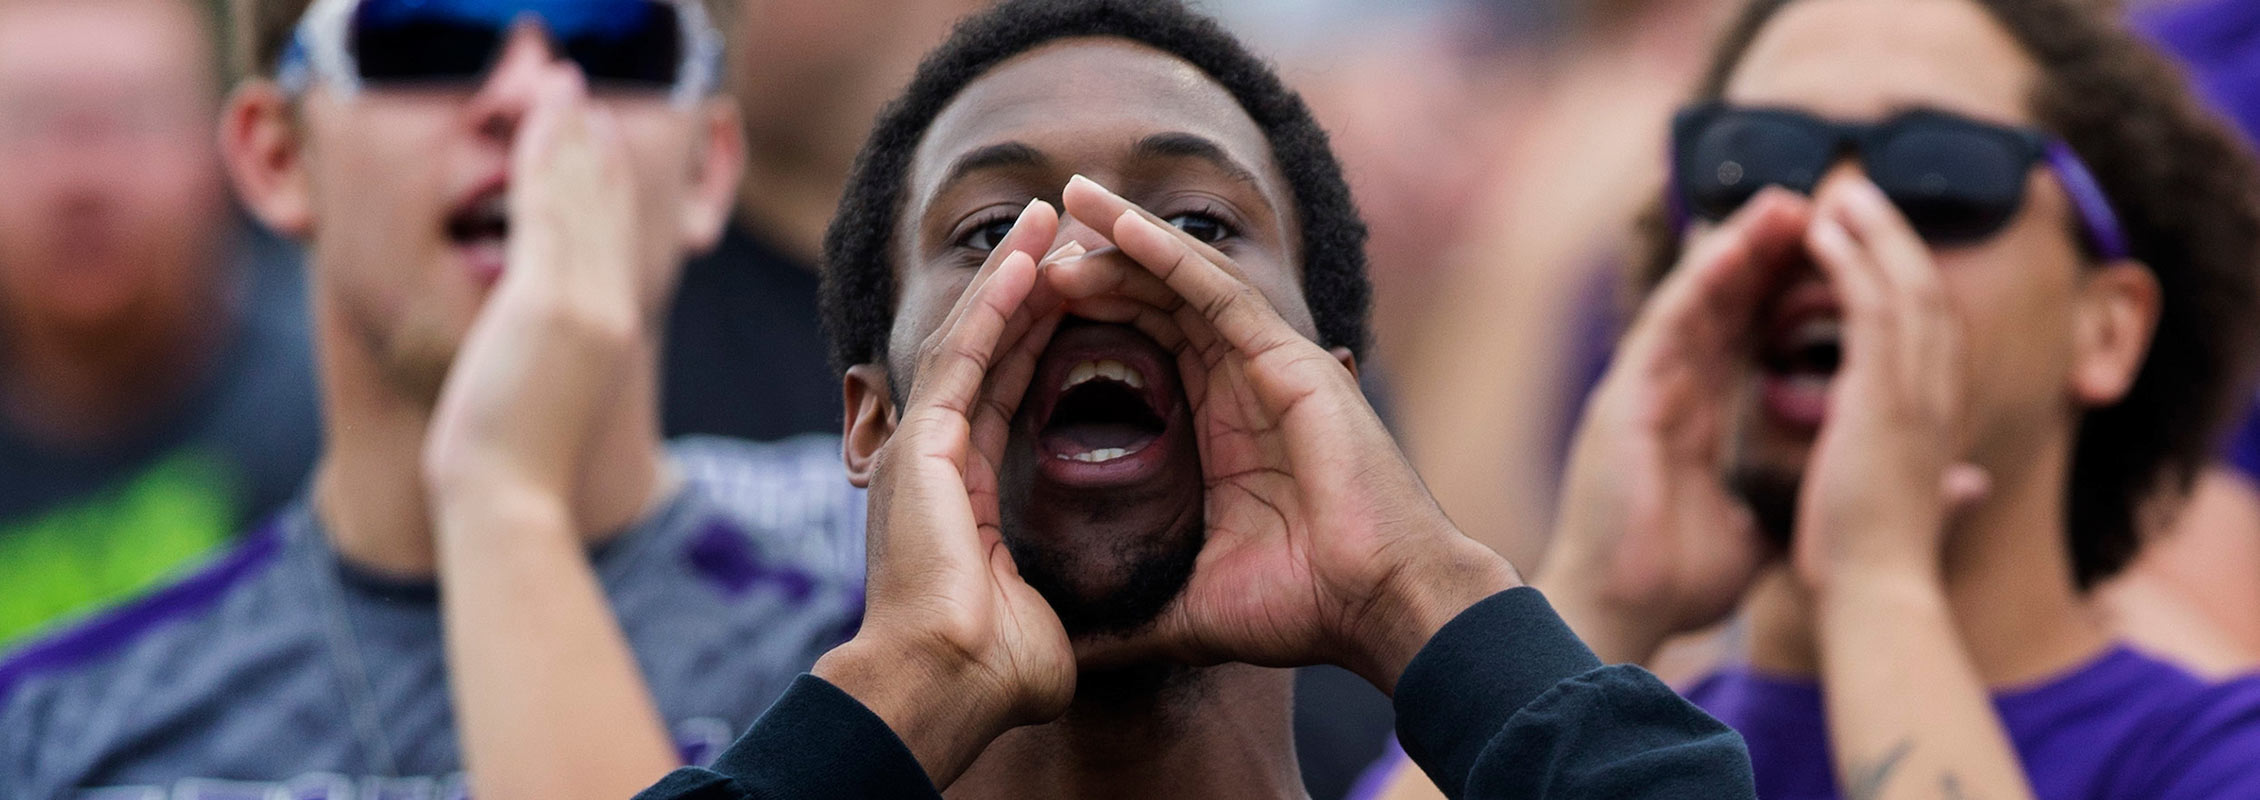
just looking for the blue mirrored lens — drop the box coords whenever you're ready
[351,0,681,87]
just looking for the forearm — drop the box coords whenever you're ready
[1395,588,1756,799]
[1815,571,2035,800]
[436,485,677,800]
[1532,565,1672,666]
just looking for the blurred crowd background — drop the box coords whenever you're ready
[3,0,2256,797]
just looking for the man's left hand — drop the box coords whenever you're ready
[1056,176,1518,693]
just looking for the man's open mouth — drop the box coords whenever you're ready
[446,188,510,283]
[1757,279,1841,430]
[1026,320,1186,486]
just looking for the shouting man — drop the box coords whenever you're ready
[0,2,862,799]
[632,2,1759,798]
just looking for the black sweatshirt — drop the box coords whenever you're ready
[632,588,1756,799]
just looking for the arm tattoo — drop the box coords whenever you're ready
[1846,740,1914,800]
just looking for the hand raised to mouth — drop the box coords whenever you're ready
[1534,187,1813,665]
[1053,175,1520,694]
[420,67,682,800]
[815,198,1088,788]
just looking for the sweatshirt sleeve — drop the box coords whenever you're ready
[632,674,942,800]
[1393,587,1756,800]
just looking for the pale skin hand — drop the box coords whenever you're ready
[813,199,1087,789]
[1054,176,1521,694]
[1534,188,1811,664]
[421,68,676,800]
[1796,177,2027,800]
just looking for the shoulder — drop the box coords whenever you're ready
[2133,672,2260,798]
[0,514,319,784]
[0,518,295,707]
[2088,654,2260,799]
[666,435,865,581]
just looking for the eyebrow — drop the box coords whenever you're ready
[1132,132,1263,189]
[938,142,1050,192]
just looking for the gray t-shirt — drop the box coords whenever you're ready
[0,435,866,800]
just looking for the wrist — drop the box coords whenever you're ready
[429,481,573,545]
[813,635,1018,786]
[1530,565,1674,665]
[1349,533,1522,695]
[1808,561,1949,622]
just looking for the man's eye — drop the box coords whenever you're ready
[960,218,1018,252]
[1166,212,1233,244]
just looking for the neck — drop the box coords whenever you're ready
[1748,432,2112,687]
[948,664,1304,800]
[734,150,841,268]
[0,266,233,448]
[308,287,671,579]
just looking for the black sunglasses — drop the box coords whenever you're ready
[1670,103,2128,259]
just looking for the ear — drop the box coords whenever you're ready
[221,81,313,236]
[2069,260,2162,406]
[1330,347,1360,381]
[842,364,899,489]
[680,97,748,254]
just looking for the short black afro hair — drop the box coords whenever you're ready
[818,0,1372,374]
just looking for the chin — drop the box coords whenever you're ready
[998,494,1205,640]
[374,321,465,406]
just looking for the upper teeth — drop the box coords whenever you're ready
[1062,359,1146,391]
[1065,448,1133,463]
[1791,318,1843,349]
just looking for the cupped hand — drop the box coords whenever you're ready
[1793,178,1988,597]
[424,67,643,499]
[1534,188,1811,664]
[816,199,1087,787]
[1054,176,1517,694]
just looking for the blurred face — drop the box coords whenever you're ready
[259,24,734,401]
[729,0,985,150]
[1714,0,2101,536]
[876,39,1310,636]
[0,0,226,335]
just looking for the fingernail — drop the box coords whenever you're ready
[1044,241,1088,263]
[1069,174,1113,195]
[1846,178,1890,212]
[1020,197,1048,221]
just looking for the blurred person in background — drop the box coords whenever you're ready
[0,0,319,648]
[2099,0,2260,677]
[0,1,862,798]
[1369,0,2260,798]
[1383,0,1735,579]
[660,0,986,441]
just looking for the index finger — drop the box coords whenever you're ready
[1619,188,1811,360]
[1062,175,1309,363]
[927,199,1060,350]
[905,248,1045,424]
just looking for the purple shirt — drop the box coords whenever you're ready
[1683,646,2260,800]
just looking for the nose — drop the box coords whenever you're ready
[1812,159,1872,201]
[1052,210,1119,255]
[465,22,571,143]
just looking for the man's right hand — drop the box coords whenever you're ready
[814,199,1080,789]
[1535,189,1812,664]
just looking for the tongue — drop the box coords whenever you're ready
[1044,422,1156,454]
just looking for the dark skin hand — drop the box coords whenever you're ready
[817,177,1521,787]
[1052,176,1520,692]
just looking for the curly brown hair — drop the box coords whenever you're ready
[228,0,735,79]
[1635,0,2260,589]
